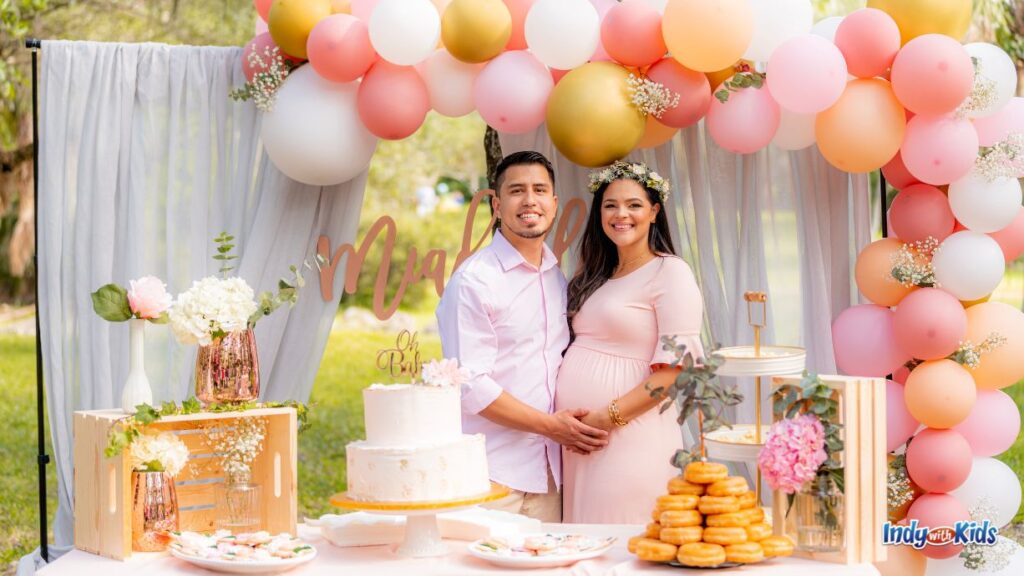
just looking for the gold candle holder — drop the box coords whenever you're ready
[744,291,767,504]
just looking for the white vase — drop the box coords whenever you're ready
[121,318,153,413]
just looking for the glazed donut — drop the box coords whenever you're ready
[702,526,749,546]
[760,536,795,557]
[746,523,773,542]
[677,542,726,567]
[651,508,662,522]
[636,539,678,563]
[629,536,658,554]
[707,476,749,497]
[668,475,706,496]
[659,525,703,545]
[744,506,766,524]
[706,511,752,528]
[656,494,699,511]
[645,522,662,538]
[659,509,703,528]
[683,461,728,484]
[736,491,757,509]
[698,495,740,515]
[725,542,765,564]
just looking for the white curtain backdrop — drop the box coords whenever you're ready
[21,41,366,574]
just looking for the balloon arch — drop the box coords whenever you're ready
[247,0,1024,567]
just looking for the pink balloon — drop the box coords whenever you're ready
[989,207,1024,262]
[832,304,910,377]
[906,428,973,493]
[255,17,269,35]
[901,115,979,185]
[255,0,272,22]
[706,84,780,155]
[590,0,617,62]
[242,33,304,83]
[351,0,378,21]
[891,34,973,116]
[893,364,910,384]
[893,288,967,360]
[357,61,429,140]
[601,0,666,67]
[952,389,1021,457]
[474,51,553,134]
[767,35,847,114]
[834,8,900,79]
[973,97,1024,147]
[906,494,970,559]
[645,58,711,129]
[881,150,919,190]
[307,14,378,83]
[889,184,956,244]
[886,380,919,452]
[505,0,537,51]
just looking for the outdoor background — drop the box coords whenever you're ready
[1,1,1022,575]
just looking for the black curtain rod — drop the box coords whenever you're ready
[26,38,41,49]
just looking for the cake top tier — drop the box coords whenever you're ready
[362,383,463,446]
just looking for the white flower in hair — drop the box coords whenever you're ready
[588,160,671,203]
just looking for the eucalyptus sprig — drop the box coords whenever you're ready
[714,71,766,103]
[213,231,237,277]
[247,262,313,327]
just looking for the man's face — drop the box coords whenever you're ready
[493,164,558,240]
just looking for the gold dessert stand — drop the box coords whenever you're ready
[330,482,510,557]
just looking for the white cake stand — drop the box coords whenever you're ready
[329,483,509,558]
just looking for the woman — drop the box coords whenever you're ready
[555,160,705,524]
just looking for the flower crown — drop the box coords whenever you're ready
[588,161,671,203]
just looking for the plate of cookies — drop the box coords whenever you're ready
[628,461,795,569]
[468,533,617,569]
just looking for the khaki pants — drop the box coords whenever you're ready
[484,467,562,523]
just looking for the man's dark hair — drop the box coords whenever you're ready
[492,151,555,195]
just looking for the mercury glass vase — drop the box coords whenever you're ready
[195,328,260,404]
[131,470,179,552]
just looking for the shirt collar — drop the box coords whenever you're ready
[493,230,558,273]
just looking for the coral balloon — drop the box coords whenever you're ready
[834,8,900,78]
[953,390,1021,458]
[766,34,847,114]
[881,150,918,190]
[900,115,978,186]
[662,0,753,72]
[932,231,1005,302]
[888,184,955,244]
[886,380,918,453]
[357,62,429,140]
[963,301,1024,390]
[948,174,1023,234]
[893,288,967,361]
[989,207,1024,262]
[743,0,813,63]
[644,58,711,129]
[815,78,906,173]
[891,34,973,116]
[906,428,973,493]
[973,97,1024,148]
[855,238,915,306]
[546,62,645,167]
[636,116,678,149]
[589,0,617,63]
[306,14,377,83]
[503,0,534,50]
[832,304,909,377]
[268,0,333,59]
[602,0,666,67]
[256,0,273,21]
[904,359,976,429]
[441,0,511,64]
[525,0,600,70]
[369,0,440,65]
[951,458,1022,529]
[474,51,552,133]
[242,33,303,83]
[423,49,482,117]
[772,109,816,151]
[706,83,780,154]
[867,0,972,44]
[906,493,970,559]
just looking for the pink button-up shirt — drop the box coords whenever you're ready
[436,231,570,494]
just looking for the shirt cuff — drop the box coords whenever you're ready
[461,375,504,415]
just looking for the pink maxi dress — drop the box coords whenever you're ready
[555,256,705,524]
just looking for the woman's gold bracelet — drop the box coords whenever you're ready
[608,400,628,427]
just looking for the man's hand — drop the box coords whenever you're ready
[580,408,615,434]
[544,409,609,454]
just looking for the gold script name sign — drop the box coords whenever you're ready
[376,330,422,379]
[317,189,586,320]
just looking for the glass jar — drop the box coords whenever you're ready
[215,470,262,533]
[793,475,844,552]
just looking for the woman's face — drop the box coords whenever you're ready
[600,179,660,249]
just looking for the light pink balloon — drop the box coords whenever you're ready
[906,494,970,559]
[989,207,1024,262]
[973,96,1024,147]
[953,390,1021,457]
[834,8,900,78]
[767,36,846,115]
[906,428,973,493]
[891,34,973,116]
[590,0,617,62]
[357,61,429,140]
[706,84,780,155]
[889,184,956,244]
[881,150,919,190]
[832,304,910,377]
[307,14,378,83]
[601,0,666,67]
[351,0,379,21]
[255,17,269,35]
[645,58,711,128]
[242,33,304,83]
[255,0,272,22]
[901,114,979,185]
[886,380,919,453]
[474,51,554,134]
[893,288,967,361]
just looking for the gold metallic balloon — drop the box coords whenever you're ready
[546,62,645,168]
[867,0,972,44]
[268,0,333,60]
[442,0,512,63]
[330,0,352,14]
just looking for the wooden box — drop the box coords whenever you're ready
[770,376,887,565]
[73,407,298,560]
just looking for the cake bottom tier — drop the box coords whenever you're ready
[346,434,491,502]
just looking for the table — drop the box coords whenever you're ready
[39,523,882,575]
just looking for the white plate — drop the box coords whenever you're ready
[467,533,615,569]
[169,545,317,574]
[705,424,771,461]
[713,345,806,377]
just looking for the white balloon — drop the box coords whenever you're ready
[525,0,600,70]
[423,49,483,118]
[927,536,1024,576]
[744,0,813,62]
[948,173,1023,233]
[811,16,843,44]
[932,231,1006,301]
[369,0,440,66]
[641,0,668,13]
[964,43,1018,118]
[951,457,1022,529]
[772,108,816,150]
[261,67,378,186]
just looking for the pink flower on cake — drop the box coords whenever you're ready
[758,414,827,494]
[420,358,470,388]
[127,276,173,319]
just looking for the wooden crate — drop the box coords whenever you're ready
[73,407,297,560]
[770,375,887,565]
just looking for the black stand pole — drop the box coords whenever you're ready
[880,170,888,238]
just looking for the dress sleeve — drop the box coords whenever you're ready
[649,257,705,366]
[439,273,504,414]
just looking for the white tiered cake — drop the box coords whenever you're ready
[346,380,491,503]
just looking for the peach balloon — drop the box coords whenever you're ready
[888,184,956,244]
[645,58,711,128]
[636,115,678,149]
[905,494,970,559]
[834,8,900,78]
[904,359,976,429]
[706,84,780,155]
[989,207,1024,263]
[906,428,973,493]
[855,238,915,307]
[900,115,978,186]
[662,0,753,72]
[356,62,429,140]
[816,78,906,173]
[893,288,967,361]
[602,0,666,67]
[306,14,378,83]
[963,301,1024,390]
[890,34,973,116]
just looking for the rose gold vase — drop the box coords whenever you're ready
[131,471,178,552]
[195,329,260,404]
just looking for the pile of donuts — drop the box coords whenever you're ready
[628,461,794,567]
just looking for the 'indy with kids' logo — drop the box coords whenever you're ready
[882,520,998,549]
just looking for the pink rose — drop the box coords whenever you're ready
[128,276,172,319]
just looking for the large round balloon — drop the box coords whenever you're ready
[886,380,918,453]
[890,34,973,116]
[903,359,976,429]
[242,33,304,83]
[932,231,1006,302]
[810,16,843,43]
[357,61,430,139]
[268,0,333,59]
[888,184,955,244]
[662,0,753,72]
[441,0,511,63]
[905,493,970,559]
[368,0,440,65]
[602,0,666,67]
[881,150,919,190]
[950,458,1022,528]
[952,390,1021,458]
[900,115,978,186]
[306,14,377,83]
[645,58,711,129]
[546,62,645,167]
[973,97,1024,148]
[261,66,377,185]
[256,0,273,22]
[423,49,482,117]
[636,115,678,149]
[989,207,1024,263]
[525,0,600,70]
[743,0,813,63]
[474,50,553,133]
[772,109,816,151]
[866,0,972,44]
[962,43,1018,118]
[893,288,967,361]
[948,174,1023,234]
[854,238,915,307]
[834,8,900,79]
[706,83,780,155]
[832,304,909,377]
[766,34,847,114]
[815,78,906,173]
[906,428,973,493]
[963,301,1024,390]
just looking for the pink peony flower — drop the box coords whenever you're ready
[128,276,173,319]
[758,414,828,494]
[420,358,470,388]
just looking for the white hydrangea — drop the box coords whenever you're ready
[169,276,258,346]
[129,431,189,476]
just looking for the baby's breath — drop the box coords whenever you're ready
[949,332,1006,369]
[203,416,266,482]
[887,454,915,514]
[626,74,680,119]
[890,237,939,288]
[957,57,999,119]
[960,496,1016,571]
[229,46,294,113]
[975,133,1024,182]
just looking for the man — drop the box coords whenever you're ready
[436,151,608,523]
